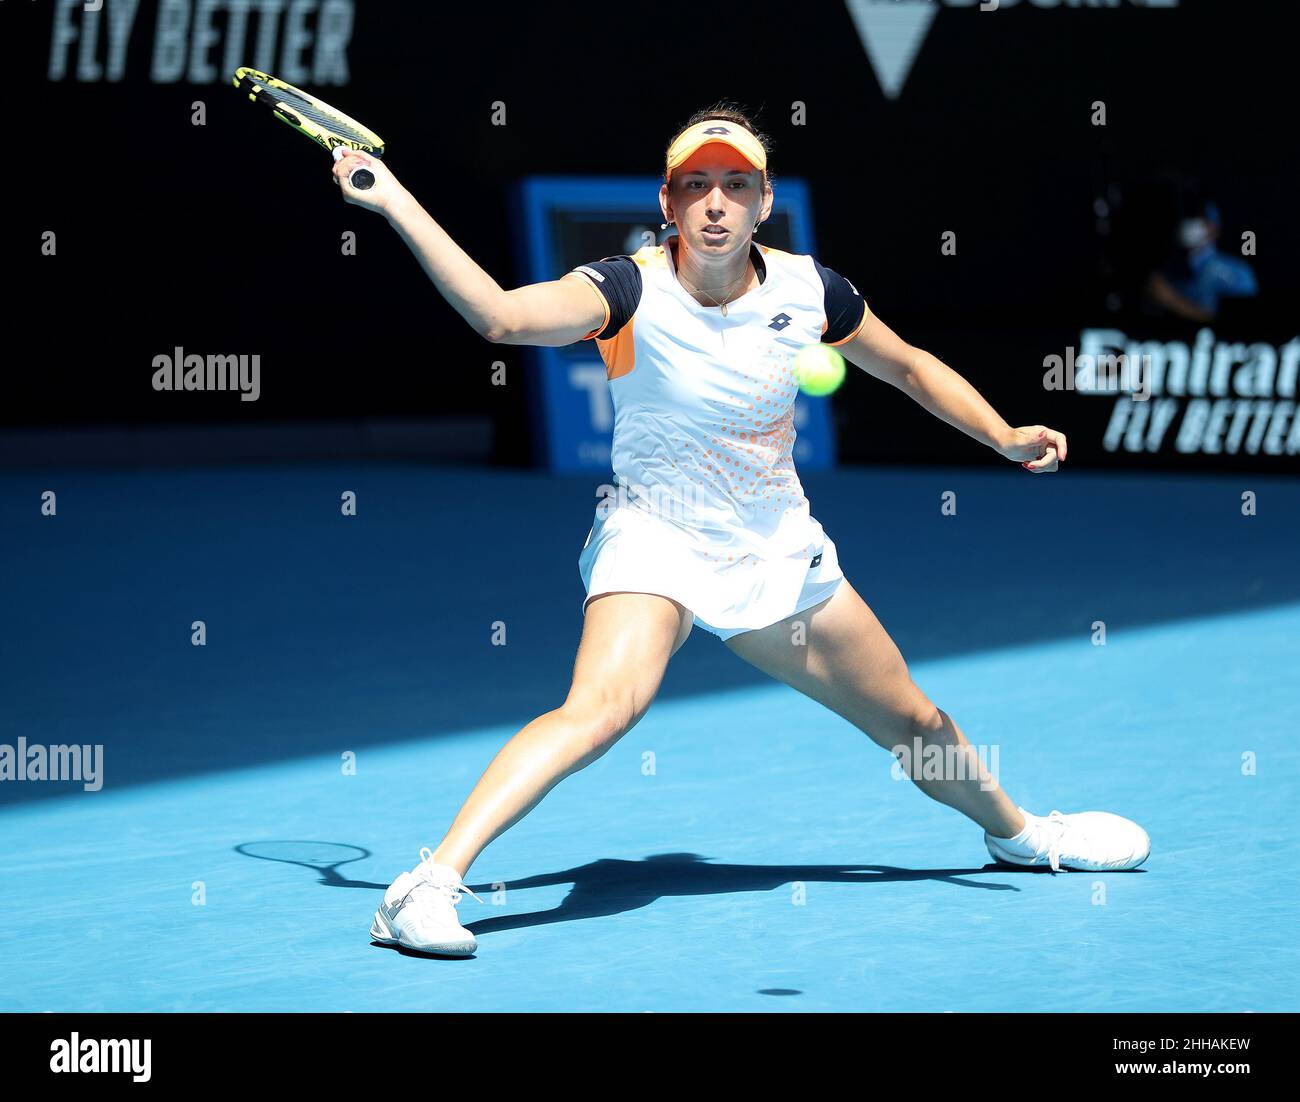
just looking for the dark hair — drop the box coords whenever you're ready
[666,100,774,186]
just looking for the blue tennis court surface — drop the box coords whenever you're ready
[2,464,1297,1011]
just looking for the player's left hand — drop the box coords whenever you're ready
[999,425,1067,473]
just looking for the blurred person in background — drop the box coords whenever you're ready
[1145,198,1258,323]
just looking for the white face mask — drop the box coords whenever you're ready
[1178,218,1211,249]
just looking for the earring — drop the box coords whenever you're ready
[661,222,668,230]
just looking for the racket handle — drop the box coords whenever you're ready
[331,149,376,191]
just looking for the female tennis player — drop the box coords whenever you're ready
[334,105,1151,958]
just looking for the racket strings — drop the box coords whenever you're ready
[268,88,377,147]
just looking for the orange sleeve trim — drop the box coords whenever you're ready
[826,301,869,347]
[602,315,636,380]
[564,271,611,341]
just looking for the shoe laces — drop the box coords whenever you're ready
[409,846,484,907]
[1039,809,1087,873]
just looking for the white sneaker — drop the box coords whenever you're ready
[370,848,482,956]
[985,808,1151,872]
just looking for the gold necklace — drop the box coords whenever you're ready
[676,262,751,317]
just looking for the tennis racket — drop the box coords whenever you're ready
[231,66,384,190]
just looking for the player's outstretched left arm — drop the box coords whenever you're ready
[838,307,1067,473]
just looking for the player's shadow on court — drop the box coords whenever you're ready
[462,853,1022,938]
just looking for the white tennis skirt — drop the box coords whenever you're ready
[577,502,844,641]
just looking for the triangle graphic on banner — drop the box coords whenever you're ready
[843,0,941,100]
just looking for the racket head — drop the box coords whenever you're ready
[232,66,385,158]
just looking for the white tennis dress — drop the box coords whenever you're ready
[568,232,868,640]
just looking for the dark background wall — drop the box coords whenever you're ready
[7,0,1298,470]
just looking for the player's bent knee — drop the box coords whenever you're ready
[557,698,639,766]
[905,702,947,742]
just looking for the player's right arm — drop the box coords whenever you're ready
[332,151,605,347]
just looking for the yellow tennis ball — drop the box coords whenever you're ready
[793,344,846,397]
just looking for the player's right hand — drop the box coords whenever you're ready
[332,147,403,214]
